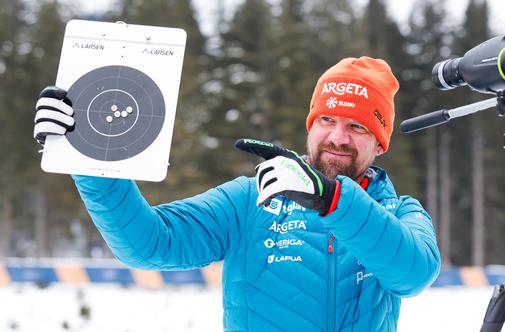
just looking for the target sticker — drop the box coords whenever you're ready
[67,65,165,161]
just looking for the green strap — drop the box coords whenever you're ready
[498,47,505,81]
[296,155,323,196]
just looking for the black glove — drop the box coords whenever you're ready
[235,138,341,216]
[33,86,74,145]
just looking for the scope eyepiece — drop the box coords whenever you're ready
[432,58,465,90]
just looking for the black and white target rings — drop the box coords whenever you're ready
[66,65,165,161]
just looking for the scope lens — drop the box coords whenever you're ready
[432,58,466,90]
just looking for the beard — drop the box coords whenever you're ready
[308,141,361,180]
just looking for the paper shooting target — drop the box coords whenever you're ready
[66,65,165,161]
[41,20,187,181]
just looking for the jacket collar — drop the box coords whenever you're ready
[364,166,398,201]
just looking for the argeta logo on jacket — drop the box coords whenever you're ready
[268,220,307,234]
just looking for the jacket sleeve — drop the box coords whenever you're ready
[324,176,441,297]
[72,175,250,270]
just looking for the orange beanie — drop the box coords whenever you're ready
[306,57,399,152]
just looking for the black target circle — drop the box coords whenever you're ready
[66,65,165,161]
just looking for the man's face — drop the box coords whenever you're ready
[306,115,385,180]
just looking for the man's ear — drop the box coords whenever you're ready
[375,142,385,157]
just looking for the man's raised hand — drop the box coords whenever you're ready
[34,86,74,146]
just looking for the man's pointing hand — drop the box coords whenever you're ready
[235,138,341,216]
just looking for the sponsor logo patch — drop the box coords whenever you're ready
[264,238,304,249]
[325,97,356,109]
[383,204,396,210]
[264,200,306,216]
[283,201,306,215]
[321,82,368,98]
[267,255,302,264]
[373,109,387,128]
[268,220,307,234]
[356,271,374,284]
[263,198,283,215]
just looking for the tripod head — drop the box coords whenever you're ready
[401,35,505,148]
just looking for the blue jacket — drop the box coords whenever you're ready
[73,166,440,331]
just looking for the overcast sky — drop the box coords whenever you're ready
[60,0,504,40]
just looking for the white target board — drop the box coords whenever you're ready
[41,20,186,181]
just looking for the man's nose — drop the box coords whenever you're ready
[327,124,351,145]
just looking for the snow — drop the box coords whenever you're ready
[0,284,497,331]
[0,284,223,332]
[399,287,493,331]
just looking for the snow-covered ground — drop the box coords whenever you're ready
[0,284,497,331]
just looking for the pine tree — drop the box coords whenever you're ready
[304,0,362,68]
[110,0,213,201]
[454,0,505,264]
[0,0,30,186]
[361,0,419,197]
[202,0,277,181]
[405,0,456,265]
[269,0,316,151]
[0,0,74,257]
[26,0,71,257]
[0,0,25,257]
[447,0,491,265]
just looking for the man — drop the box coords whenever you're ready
[34,57,441,331]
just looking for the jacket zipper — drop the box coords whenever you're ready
[328,234,336,332]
